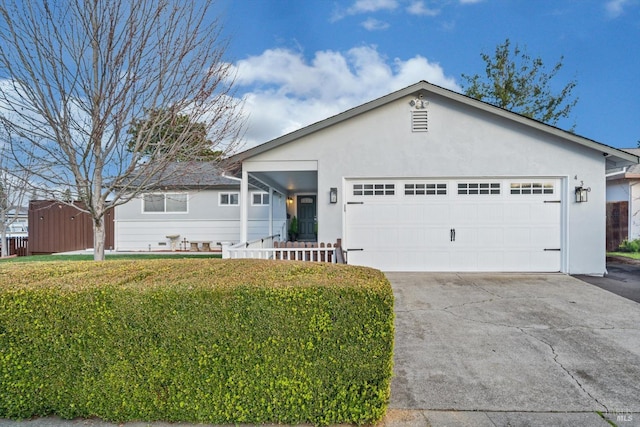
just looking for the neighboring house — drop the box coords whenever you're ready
[114,162,286,251]
[4,206,28,237]
[606,148,640,250]
[228,81,637,275]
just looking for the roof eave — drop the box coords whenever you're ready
[229,80,640,166]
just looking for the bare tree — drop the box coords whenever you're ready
[0,0,243,260]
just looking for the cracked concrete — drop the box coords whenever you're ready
[387,272,640,424]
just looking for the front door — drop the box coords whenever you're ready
[297,195,317,241]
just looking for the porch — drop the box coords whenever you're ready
[237,160,324,240]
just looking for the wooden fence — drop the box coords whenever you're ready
[28,200,114,254]
[606,201,629,252]
[2,236,29,257]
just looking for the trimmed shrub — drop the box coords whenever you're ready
[618,238,640,253]
[0,259,394,425]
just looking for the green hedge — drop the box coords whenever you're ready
[0,259,394,425]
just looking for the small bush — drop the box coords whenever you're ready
[0,259,394,425]
[618,238,640,253]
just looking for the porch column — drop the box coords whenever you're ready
[240,169,249,243]
[268,186,273,237]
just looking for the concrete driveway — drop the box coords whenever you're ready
[384,273,640,426]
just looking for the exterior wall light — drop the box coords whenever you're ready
[286,197,293,205]
[575,183,590,203]
[329,187,338,204]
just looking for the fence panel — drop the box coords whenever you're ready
[3,236,29,257]
[606,201,628,252]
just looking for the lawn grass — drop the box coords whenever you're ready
[607,252,640,260]
[0,253,222,263]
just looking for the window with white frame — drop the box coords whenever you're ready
[219,192,239,206]
[252,192,270,206]
[143,193,188,213]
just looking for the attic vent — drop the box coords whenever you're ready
[411,110,428,132]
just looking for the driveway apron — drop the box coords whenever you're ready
[386,273,640,415]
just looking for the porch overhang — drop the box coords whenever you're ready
[240,160,318,242]
[243,160,318,194]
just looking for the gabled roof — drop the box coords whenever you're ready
[228,80,638,166]
[136,161,239,189]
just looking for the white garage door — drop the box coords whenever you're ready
[345,178,562,272]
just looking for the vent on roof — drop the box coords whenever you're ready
[411,110,428,132]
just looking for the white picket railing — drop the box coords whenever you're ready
[223,237,344,264]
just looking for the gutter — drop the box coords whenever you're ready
[605,167,628,178]
[220,172,242,182]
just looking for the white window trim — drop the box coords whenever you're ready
[142,192,189,214]
[251,191,270,206]
[219,192,240,206]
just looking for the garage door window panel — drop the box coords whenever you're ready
[405,183,447,195]
[511,182,554,195]
[353,183,395,196]
[458,182,500,195]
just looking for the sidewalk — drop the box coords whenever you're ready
[2,409,637,426]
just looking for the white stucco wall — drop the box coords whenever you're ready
[115,189,286,251]
[607,180,630,202]
[244,91,608,274]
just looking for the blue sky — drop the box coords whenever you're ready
[217,0,639,150]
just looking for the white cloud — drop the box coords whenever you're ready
[605,0,633,18]
[231,46,460,148]
[361,17,390,30]
[459,0,483,4]
[348,0,398,14]
[407,1,440,16]
[332,0,398,21]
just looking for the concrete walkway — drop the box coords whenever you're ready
[575,260,640,304]
[2,273,639,426]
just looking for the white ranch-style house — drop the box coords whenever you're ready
[114,81,637,274]
[223,81,637,275]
